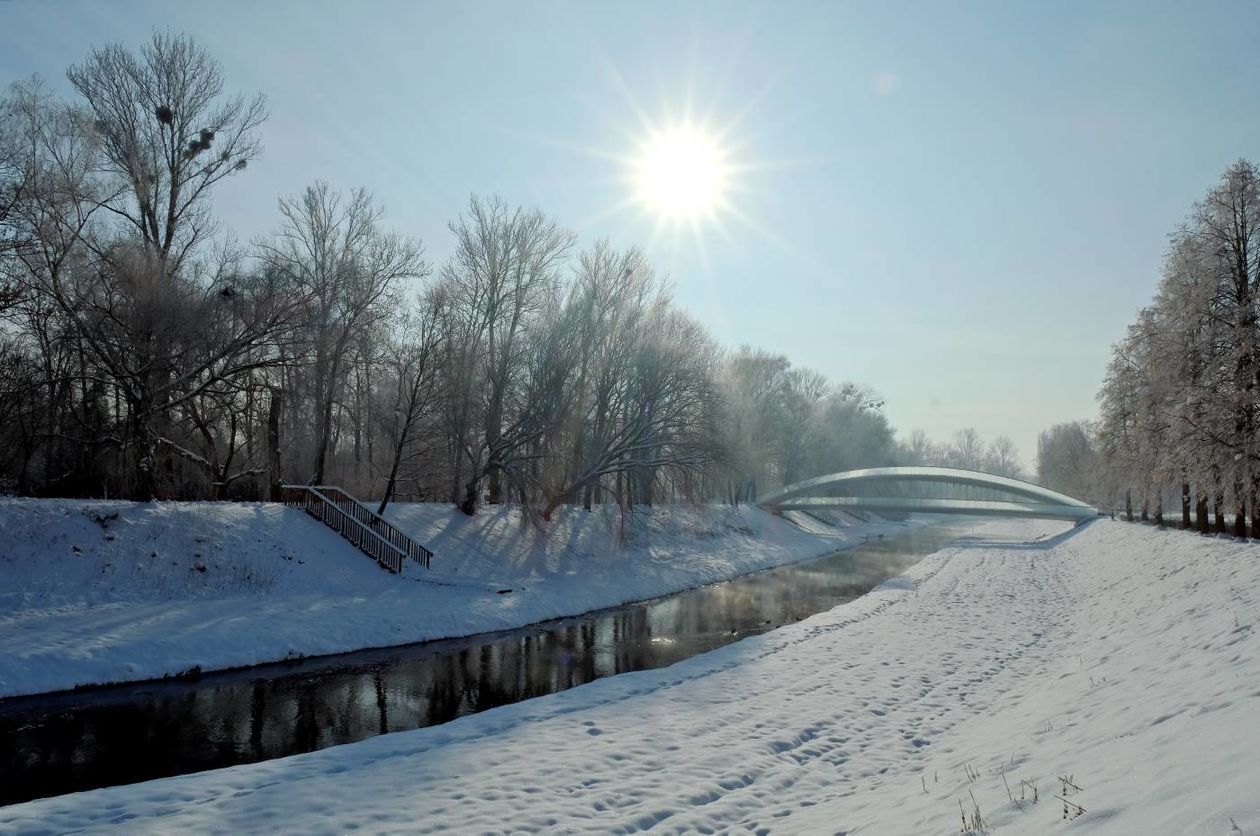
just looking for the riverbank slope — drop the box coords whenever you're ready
[5,518,1255,834]
[0,498,904,698]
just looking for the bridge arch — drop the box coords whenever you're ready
[757,466,1098,522]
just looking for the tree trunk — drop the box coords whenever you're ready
[129,401,159,501]
[1250,476,1260,539]
[311,342,345,486]
[460,473,479,516]
[1213,470,1227,533]
[448,442,463,506]
[488,468,502,505]
[1180,481,1191,529]
[267,391,283,501]
[312,392,335,485]
[1196,493,1209,535]
[352,401,363,487]
[377,440,405,516]
[1234,480,1247,538]
[1125,488,1133,522]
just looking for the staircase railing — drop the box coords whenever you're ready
[280,484,433,572]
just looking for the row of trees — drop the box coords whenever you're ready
[0,33,1030,518]
[1069,160,1260,536]
[896,427,1024,479]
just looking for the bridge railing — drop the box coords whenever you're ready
[759,467,1099,522]
[758,466,1094,511]
[770,495,1099,522]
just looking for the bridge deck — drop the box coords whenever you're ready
[760,466,1099,522]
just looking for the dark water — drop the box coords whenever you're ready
[0,522,969,806]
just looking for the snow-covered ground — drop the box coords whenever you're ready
[4,518,1256,834]
[0,498,904,698]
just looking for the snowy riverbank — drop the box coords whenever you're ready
[4,518,1256,834]
[0,498,908,698]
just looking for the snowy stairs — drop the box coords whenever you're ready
[280,485,434,573]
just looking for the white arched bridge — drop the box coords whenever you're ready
[758,466,1099,523]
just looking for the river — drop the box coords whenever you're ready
[0,521,971,805]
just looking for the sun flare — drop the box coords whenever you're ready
[634,126,729,220]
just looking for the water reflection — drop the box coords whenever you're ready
[0,522,968,805]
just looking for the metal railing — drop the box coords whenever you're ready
[280,484,433,572]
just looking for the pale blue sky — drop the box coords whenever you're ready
[3,0,1258,467]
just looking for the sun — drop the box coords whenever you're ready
[633,125,729,220]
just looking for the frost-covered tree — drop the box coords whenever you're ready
[0,49,288,499]
[719,348,791,502]
[440,196,573,513]
[259,182,426,486]
[1036,422,1095,500]
[983,436,1024,479]
[945,428,986,471]
[896,430,945,466]
[1093,160,1260,535]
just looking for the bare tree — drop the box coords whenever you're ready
[0,35,276,498]
[375,288,444,514]
[898,429,945,466]
[442,196,574,513]
[67,32,266,277]
[984,435,1023,479]
[541,299,721,518]
[259,181,426,485]
[0,78,105,490]
[947,428,986,470]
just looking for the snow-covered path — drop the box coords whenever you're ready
[3,519,1257,834]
